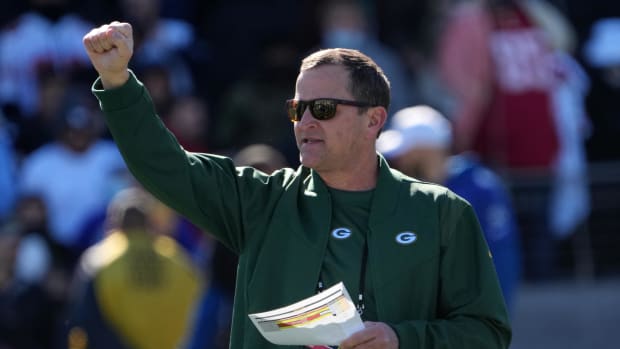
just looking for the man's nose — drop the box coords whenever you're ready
[298,106,317,125]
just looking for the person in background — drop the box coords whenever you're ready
[186,144,290,349]
[0,194,71,349]
[583,17,620,161]
[10,71,70,156]
[83,21,510,348]
[63,187,202,349]
[437,0,568,168]
[0,112,17,222]
[19,100,126,262]
[318,0,414,118]
[117,0,195,96]
[166,95,211,153]
[436,0,581,281]
[377,105,522,313]
[0,0,93,118]
[233,143,289,174]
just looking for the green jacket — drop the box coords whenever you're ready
[93,73,511,349]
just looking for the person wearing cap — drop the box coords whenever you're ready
[64,187,202,349]
[377,105,522,314]
[82,21,511,349]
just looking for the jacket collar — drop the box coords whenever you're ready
[300,153,403,225]
[369,154,404,229]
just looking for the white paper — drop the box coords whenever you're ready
[248,282,364,346]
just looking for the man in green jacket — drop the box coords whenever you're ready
[82,22,511,349]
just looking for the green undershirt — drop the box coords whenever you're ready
[321,187,377,321]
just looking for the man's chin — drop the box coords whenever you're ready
[299,155,319,169]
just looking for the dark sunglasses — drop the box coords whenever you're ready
[286,98,375,122]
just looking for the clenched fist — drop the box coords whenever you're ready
[82,21,134,89]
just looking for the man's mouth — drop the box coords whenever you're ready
[302,138,322,144]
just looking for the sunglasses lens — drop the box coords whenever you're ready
[311,100,337,120]
[286,100,301,121]
[286,99,339,121]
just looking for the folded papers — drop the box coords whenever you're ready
[248,282,364,346]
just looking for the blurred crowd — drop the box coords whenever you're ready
[1,0,620,348]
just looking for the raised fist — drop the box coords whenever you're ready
[83,21,134,89]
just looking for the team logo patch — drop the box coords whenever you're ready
[395,232,417,245]
[331,228,352,239]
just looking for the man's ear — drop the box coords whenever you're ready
[368,106,388,136]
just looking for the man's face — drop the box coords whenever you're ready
[293,65,371,173]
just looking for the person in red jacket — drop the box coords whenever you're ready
[437,0,578,280]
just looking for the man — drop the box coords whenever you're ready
[377,105,521,314]
[83,22,510,348]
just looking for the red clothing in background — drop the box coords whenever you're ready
[439,2,560,172]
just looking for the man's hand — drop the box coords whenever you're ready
[339,321,399,349]
[82,21,133,89]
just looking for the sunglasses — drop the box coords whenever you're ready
[286,98,374,122]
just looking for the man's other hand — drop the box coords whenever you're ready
[339,321,399,349]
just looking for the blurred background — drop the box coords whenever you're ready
[0,0,619,348]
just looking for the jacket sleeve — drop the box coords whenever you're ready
[390,201,512,348]
[92,72,281,254]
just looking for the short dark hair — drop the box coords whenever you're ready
[300,48,391,112]
[106,188,154,232]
